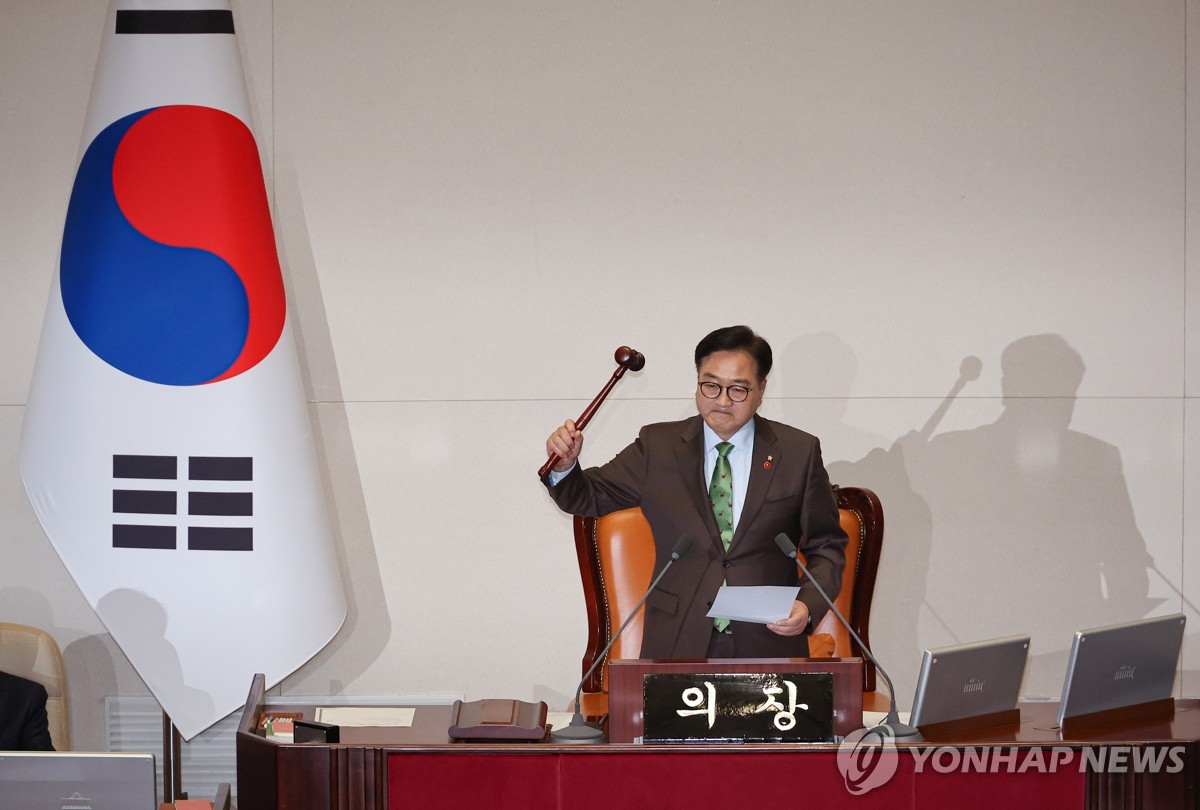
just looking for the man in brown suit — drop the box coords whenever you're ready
[544,325,847,658]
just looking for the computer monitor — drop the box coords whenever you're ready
[1057,613,1186,726]
[0,751,157,810]
[909,634,1030,728]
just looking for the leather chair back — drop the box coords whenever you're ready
[0,622,70,750]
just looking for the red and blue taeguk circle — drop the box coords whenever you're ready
[60,105,285,386]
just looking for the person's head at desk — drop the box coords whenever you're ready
[0,669,55,751]
[693,325,771,441]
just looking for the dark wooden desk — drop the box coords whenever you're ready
[234,675,1200,810]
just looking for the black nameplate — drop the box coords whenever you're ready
[643,672,834,743]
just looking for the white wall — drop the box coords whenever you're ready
[1,0,1197,749]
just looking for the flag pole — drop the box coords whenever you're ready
[162,712,184,802]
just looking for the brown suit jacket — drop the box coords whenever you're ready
[546,414,848,658]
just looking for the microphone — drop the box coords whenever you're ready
[774,533,919,739]
[551,535,694,744]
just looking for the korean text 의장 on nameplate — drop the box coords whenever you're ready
[315,707,416,727]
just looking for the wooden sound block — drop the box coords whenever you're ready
[447,699,549,742]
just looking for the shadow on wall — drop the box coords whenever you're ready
[95,588,215,726]
[270,154,391,695]
[788,333,1160,703]
[0,586,122,752]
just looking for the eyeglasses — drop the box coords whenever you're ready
[698,381,753,402]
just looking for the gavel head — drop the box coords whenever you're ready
[615,346,646,372]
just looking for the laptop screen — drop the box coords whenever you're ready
[909,634,1030,728]
[0,751,157,810]
[1057,613,1186,726]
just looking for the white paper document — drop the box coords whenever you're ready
[315,707,416,727]
[706,585,801,624]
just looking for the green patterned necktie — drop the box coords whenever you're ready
[711,441,734,632]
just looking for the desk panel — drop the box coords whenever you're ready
[386,748,1084,810]
[234,672,1199,810]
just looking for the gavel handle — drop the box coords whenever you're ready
[538,366,630,479]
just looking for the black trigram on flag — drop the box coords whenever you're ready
[112,455,253,551]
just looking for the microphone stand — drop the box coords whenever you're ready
[551,537,692,744]
[775,534,920,738]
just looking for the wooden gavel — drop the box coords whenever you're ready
[538,345,646,479]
